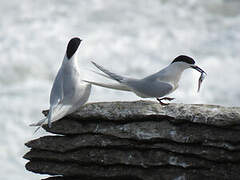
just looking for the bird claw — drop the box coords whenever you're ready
[156,97,175,105]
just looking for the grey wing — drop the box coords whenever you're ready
[126,79,173,98]
[50,67,64,106]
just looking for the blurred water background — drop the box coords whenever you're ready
[0,0,240,179]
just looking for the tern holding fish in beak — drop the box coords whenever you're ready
[30,37,91,131]
[84,55,206,105]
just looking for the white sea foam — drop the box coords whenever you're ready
[0,0,240,179]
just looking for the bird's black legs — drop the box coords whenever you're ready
[160,97,175,101]
[156,97,175,105]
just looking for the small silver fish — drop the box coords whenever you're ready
[198,72,207,92]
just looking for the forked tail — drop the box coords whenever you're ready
[29,117,47,134]
[29,106,53,134]
[91,61,125,83]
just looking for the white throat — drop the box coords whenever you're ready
[62,52,80,74]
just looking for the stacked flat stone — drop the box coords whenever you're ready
[24,101,240,180]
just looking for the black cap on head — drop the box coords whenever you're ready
[66,37,82,59]
[171,55,195,65]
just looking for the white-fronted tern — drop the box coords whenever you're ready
[84,55,206,105]
[30,37,91,130]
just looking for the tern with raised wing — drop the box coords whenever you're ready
[84,55,206,105]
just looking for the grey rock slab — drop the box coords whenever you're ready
[24,148,214,169]
[26,160,225,180]
[68,101,240,127]
[25,134,240,162]
[43,118,240,151]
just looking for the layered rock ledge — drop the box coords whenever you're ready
[24,101,240,180]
